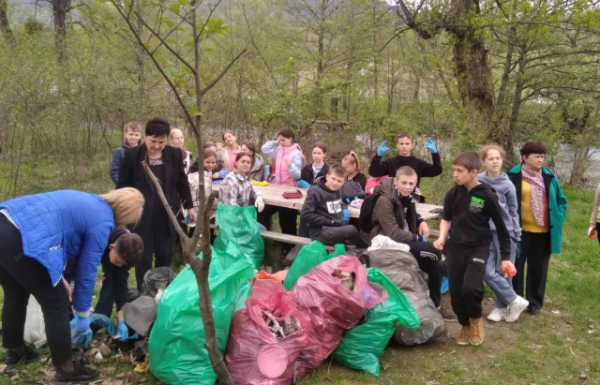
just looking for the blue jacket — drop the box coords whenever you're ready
[111,142,133,185]
[0,190,115,315]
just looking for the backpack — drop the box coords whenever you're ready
[358,191,382,233]
[340,181,367,204]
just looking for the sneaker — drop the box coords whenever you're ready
[506,296,529,323]
[529,307,541,315]
[456,325,471,345]
[5,346,39,366]
[469,317,485,346]
[437,306,457,321]
[55,363,100,384]
[487,307,507,322]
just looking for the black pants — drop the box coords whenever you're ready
[597,223,600,248]
[258,205,298,236]
[513,231,551,310]
[409,242,443,308]
[316,226,370,248]
[445,241,490,326]
[134,207,177,291]
[0,215,72,365]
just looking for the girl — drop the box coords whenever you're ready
[218,152,265,217]
[241,141,265,181]
[0,188,144,383]
[590,183,600,247]
[169,128,194,174]
[477,145,529,323]
[188,150,218,226]
[260,129,306,237]
[342,151,368,190]
[217,131,242,173]
[298,143,329,188]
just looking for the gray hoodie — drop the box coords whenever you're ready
[477,171,522,240]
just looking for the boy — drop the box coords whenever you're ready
[215,142,224,152]
[64,228,144,341]
[367,166,456,320]
[477,145,529,323]
[369,132,442,202]
[111,121,143,184]
[507,141,567,315]
[433,151,515,346]
[301,164,369,248]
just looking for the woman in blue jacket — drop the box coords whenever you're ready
[0,188,144,383]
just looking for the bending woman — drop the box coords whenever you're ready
[0,188,144,383]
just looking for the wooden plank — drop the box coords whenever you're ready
[260,230,313,246]
[213,184,443,221]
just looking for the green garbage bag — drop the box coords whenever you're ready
[214,203,265,268]
[332,268,420,377]
[148,241,255,385]
[283,241,345,291]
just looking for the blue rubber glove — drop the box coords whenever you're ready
[424,137,438,154]
[342,209,350,226]
[75,315,90,334]
[116,321,129,341]
[377,141,389,157]
[421,235,427,242]
[218,169,230,179]
[297,180,311,189]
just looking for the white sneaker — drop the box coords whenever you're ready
[506,296,529,323]
[487,307,506,322]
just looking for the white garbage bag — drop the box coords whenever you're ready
[24,296,47,348]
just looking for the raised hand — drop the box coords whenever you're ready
[377,141,389,157]
[424,137,438,154]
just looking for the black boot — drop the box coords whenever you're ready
[5,345,40,365]
[55,363,100,383]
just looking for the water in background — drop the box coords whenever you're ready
[551,145,600,190]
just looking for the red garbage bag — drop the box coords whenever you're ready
[225,280,310,385]
[291,256,385,379]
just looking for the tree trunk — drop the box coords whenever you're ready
[569,145,589,187]
[0,0,15,45]
[52,0,70,61]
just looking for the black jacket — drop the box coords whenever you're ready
[348,172,368,191]
[442,183,511,260]
[117,143,193,233]
[300,163,330,185]
[300,178,345,239]
[368,178,425,243]
[369,153,442,185]
[64,227,130,312]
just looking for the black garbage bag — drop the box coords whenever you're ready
[140,267,176,298]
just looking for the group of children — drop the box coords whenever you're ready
[111,121,569,347]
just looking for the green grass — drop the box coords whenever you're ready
[1,175,599,384]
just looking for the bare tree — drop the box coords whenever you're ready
[51,0,71,61]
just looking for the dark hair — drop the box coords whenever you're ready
[396,132,413,142]
[520,140,547,157]
[277,128,295,142]
[396,166,417,178]
[328,163,347,177]
[453,151,481,171]
[342,151,361,172]
[145,117,171,137]
[203,141,215,150]
[222,130,236,141]
[242,141,257,157]
[235,151,253,163]
[312,143,327,153]
[116,232,144,268]
[189,150,217,174]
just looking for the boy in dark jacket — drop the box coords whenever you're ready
[111,122,142,184]
[300,164,369,248]
[433,151,515,347]
[369,132,442,202]
[367,166,455,320]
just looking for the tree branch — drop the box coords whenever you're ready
[200,45,248,96]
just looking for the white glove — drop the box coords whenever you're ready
[255,196,265,213]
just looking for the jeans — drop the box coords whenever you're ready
[0,215,72,365]
[484,232,518,307]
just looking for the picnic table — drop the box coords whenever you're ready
[213,183,442,221]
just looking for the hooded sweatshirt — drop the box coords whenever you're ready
[111,141,139,184]
[477,171,522,240]
[300,177,345,239]
[250,153,265,181]
[442,183,512,260]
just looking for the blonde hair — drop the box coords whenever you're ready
[169,128,184,140]
[101,188,144,227]
[124,121,143,134]
[342,151,361,173]
[480,144,506,161]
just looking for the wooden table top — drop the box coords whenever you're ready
[213,183,442,221]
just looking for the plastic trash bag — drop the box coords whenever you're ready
[214,203,265,269]
[283,242,345,291]
[69,313,115,350]
[368,235,446,346]
[148,241,255,385]
[333,268,420,376]
[225,280,310,385]
[291,256,385,380]
[24,296,46,348]
[140,267,176,298]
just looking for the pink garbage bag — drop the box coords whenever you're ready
[225,280,310,385]
[291,256,385,380]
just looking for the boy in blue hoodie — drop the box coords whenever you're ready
[111,122,142,184]
[477,145,529,323]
